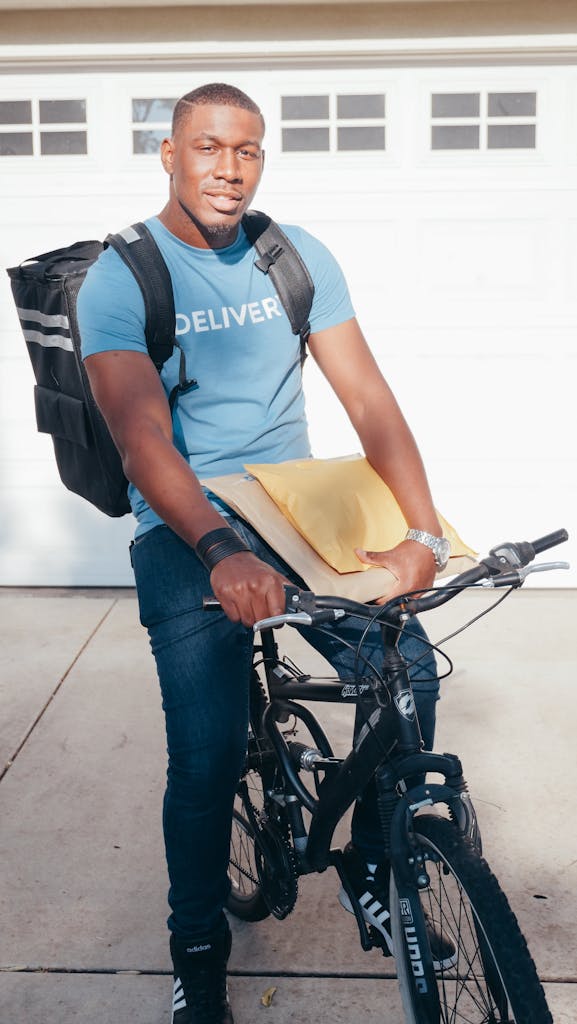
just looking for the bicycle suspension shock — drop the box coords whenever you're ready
[375,764,399,861]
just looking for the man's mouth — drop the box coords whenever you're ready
[204,191,243,214]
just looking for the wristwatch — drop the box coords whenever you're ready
[405,529,451,571]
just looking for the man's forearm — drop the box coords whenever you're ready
[121,426,230,547]
[357,406,442,537]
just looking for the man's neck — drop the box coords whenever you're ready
[157,201,240,250]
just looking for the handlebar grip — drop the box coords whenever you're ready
[530,529,569,555]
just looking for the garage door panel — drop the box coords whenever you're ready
[564,218,577,298]
[380,354,572,457]
[1,455,65,491]
[0,489,135,586]
[415,219,546,300]
[1,358,38,423]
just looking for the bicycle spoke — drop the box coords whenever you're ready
[422,856,506,1021]
[230,826,259,892]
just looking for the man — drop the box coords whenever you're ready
[78,83,451,1024]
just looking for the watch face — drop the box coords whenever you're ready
[435,538,451,568]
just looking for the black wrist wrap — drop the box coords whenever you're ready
[195,527,251,572]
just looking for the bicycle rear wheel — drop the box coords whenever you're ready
[227,669,275,922]
[390,815,552,1024]
[228,805,270,921]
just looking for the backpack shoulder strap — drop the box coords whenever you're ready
[105,222,175,372]
[242,210,315,359]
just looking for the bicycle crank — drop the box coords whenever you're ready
[254,818,298,920]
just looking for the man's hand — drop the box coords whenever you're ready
[355,538,437,602]
[210,551,288,628]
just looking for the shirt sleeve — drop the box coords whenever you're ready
[280,225,356,334]
[77,246,148,359]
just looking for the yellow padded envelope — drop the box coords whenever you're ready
[244,455,476,574]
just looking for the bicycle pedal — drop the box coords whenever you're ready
[368,926,394,956]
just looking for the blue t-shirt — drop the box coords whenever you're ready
[78,217,355,534]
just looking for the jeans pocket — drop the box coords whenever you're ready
[131,525,210,628]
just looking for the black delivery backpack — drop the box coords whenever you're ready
[7,212,314,517]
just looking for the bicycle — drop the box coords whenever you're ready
[216,528,569,1023]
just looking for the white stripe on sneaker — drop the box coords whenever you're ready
[339,886,395,956]
[173,977,186,1013]
[366,899,383,917]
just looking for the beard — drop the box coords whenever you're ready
[177,196,241,245]
[201,221,239,240]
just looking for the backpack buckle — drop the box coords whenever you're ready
[255,243,284,273]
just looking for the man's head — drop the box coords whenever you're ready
[160,83,265,248]
[171,83,265,138]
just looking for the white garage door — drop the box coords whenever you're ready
[1,63,575,585]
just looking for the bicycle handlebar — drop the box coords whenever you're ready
[531,528,569,555]
[202,528,569,630]
[402,527,569,616]
[253,527,569,630]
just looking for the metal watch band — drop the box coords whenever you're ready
[405,528,450,568]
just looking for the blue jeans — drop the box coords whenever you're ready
[131,519,439,939]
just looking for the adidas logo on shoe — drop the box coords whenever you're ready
[339,883,394,954]
[173,977,186,1016]
[170,922,234,1024]
[338,842,457,972]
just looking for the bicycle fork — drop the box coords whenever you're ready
[370,639,480,1011]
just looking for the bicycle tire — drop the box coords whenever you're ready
[390,814,552,1024]
[227,669,273,922]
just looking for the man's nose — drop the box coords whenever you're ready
[213,148,241,180]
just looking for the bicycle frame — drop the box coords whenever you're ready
[253,623,478,879]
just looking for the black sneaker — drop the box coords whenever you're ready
[338,843,457,971]
[170,916,234,1024]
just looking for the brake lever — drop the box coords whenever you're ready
[483,560,570,588]
[253,611,314,631]
[253,608,346,632]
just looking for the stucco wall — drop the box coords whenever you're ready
[1,2,576,47]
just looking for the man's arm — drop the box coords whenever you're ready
[308,318,442,599]
[84,350,286,625]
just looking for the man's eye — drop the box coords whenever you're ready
[239,149,258,159]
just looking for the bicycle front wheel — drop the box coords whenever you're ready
[390,815,552,1024]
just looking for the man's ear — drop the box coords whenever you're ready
[160,137,174,176]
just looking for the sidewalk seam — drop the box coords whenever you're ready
[1,966,575,983]
[0,599,118,783]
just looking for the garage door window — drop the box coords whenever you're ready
[431,92,537,150]
[132,98,176,154]
[281,94,385,153]
[0,99,87,157]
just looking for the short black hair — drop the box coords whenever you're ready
[172,83,265,136]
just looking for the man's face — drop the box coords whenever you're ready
[161,103,265,246]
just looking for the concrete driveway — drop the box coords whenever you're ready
[0,587,575,1022]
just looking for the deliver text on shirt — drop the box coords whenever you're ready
[176,295,283,335]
